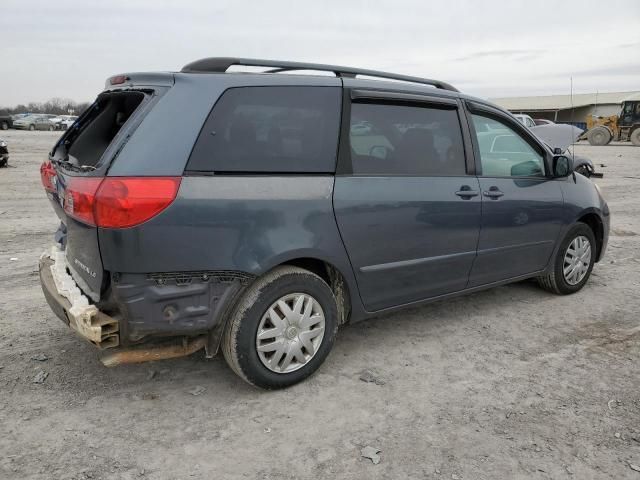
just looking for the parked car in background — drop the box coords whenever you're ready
[13,114,57,131]
[38,58,610,389]
[0,138,8,167]
[514,113,536,128]
[47,115,65,130]
[59,115,79,130]
[509,114,597,177]
[0,112,13,130]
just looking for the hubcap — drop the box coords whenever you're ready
[256,293,325,374]
[563,235,592,285]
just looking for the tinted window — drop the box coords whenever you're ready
[349,102,465,176]
[471,114,545,177]
[188,86,341,172]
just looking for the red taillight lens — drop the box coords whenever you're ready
[63,177,181,228]
[64,177,103,226]
[40,160,57,193]
[94,177,181,228]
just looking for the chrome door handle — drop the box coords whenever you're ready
[455,186,479,198]
[483,188,504,199]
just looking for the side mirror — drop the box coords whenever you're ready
[552,155,573,177]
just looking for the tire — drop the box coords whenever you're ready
[587,126,611,146]
[0,159,7,168]
[631,128,640,147]
[29,124,35,131]
[538,223,596,295]
[0,122,7,130]
[222,266,338,389]
[574,164,592,177]
[48,125,54,131]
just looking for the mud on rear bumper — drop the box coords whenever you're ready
[39,246,120,349]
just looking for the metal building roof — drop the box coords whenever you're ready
[490,91,640,111]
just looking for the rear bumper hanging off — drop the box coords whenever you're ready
[39,245,120,349]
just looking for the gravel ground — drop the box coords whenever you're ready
[0,130,639,480]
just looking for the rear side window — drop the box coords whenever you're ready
[187,86,341,173]
[349,102,466,176]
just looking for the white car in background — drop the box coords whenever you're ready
[514,113,537,128]
[59,115,78,130]
[46,115,64,129]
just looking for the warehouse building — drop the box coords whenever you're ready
[490,91,640,129]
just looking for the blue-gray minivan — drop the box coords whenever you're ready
[39,58,609,388]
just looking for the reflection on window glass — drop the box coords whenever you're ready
[472,114,545,177]
[349,103,465,176]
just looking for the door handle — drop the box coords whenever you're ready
[483,187,504,199]
[455,186,479,198]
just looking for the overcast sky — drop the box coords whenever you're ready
[2,0,639,106]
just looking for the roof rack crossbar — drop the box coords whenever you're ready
[180,57,458,92]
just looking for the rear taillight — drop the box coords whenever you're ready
[64,177,103,226]
[64,177,181,228]
[40,160,57,193]
[95,177,181,228]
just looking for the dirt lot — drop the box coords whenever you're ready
[0,130,639,479]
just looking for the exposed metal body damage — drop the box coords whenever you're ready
[40,245,119,349]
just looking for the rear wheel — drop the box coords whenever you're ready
[587,126,611,146]
[0,121,8,130]
[630,128,640,146]
[538,223,596,295]
[48,125,54,131]
[222,266,338,389]
[29,124,35,131]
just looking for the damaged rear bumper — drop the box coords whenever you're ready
[39,244,254,363]
[39,245,120,349]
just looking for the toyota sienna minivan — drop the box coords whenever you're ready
[39,58,609,388]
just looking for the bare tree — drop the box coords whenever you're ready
[1,98,91,116]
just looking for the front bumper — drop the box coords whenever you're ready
[39,246,120,349]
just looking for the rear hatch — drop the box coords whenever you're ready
[41,76,173,301]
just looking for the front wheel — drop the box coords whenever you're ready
[538,223,596,294]
[0,122,8,130]
[29,124,35,131]
[222,266,338,389]
[630,128,640,147]
[587,126,611,146]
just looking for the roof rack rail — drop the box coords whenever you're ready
[180,57,459,92]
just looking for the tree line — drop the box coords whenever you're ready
[1,98,91,116]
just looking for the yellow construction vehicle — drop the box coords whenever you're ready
[585,96,640,146]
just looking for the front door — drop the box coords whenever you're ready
[467,110,564,287]
[333,95,481,311]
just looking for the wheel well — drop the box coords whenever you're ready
[578,213,604,261]
[280,258,351,324]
